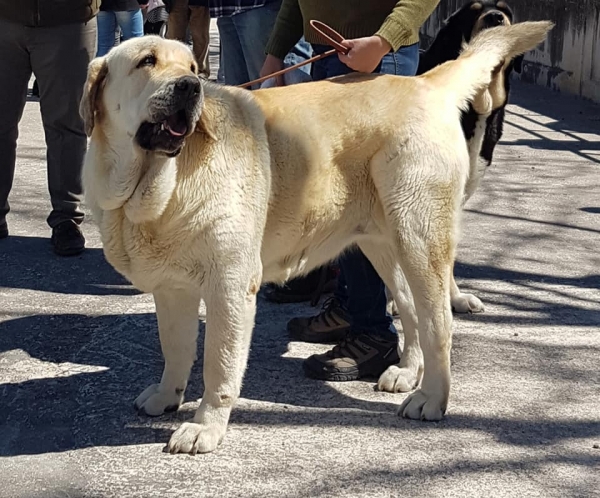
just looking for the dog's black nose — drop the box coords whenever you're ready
[174,76,201,96]
[484,11,505,26]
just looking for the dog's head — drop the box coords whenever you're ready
[450,1,523,72]
[447,1,514,41]
[438,1,523,113]
[80,36,203,156]
[470,1,514,38]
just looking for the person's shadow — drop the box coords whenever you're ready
[0,235,140,296]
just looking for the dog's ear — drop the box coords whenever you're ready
[80,57,108,136]
[444,3,481,44]
[513,54,524,74]
[496,1,514,22]
[195,94,218,141]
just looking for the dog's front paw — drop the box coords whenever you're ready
[398,389,446,421]
[377,365,419,393]
[451,292,484,313]
[134,384,183,416]
[167,422,225,454]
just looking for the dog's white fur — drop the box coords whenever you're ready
[81,22,552,454]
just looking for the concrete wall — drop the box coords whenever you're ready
[420,0,600,102]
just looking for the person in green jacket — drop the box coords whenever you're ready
[260,0,440,382]
[0,1,99,255]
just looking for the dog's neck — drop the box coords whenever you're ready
[123,149,178,224]
[87,126,178,224]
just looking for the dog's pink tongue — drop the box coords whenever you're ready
[164,115,187,137]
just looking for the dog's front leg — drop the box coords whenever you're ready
[168,267,260,454]
[450,262,485,313]
[135,287,201,416]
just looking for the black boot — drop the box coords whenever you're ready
[264,265,339,306]
[51,220,85,256]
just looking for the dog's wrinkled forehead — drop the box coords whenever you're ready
[106,36,197,78]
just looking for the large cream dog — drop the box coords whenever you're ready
[81,21,551,454]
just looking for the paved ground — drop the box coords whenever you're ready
[1,30,600,498]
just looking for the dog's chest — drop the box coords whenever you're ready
[100,210,204,292]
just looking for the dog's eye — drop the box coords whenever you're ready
[137,54,157,68]
[191,63,197,73]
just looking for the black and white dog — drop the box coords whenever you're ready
[419,0,522,203]
[387,1,524,316]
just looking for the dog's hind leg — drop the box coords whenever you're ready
[167,261,262,454]
[135,287,201,416]
[358,242,423,393]
[372,157,457,419]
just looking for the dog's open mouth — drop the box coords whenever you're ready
[161,109,188,137]
[136,108,193,156]
[134,76,203,156]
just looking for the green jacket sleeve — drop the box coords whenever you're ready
[265,0,305,59]
[376,0,440,51]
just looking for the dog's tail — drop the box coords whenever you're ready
[421,21,553,111]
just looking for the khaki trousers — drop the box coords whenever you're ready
[166,0,211,78]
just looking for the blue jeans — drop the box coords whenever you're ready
[217,3,311,88]
[97,9,144,57]
[311,43,420,339]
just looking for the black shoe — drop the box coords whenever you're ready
[51,220,85,256]
[0,222,7,239]
[264,265,338,305]
[303,331,399,382]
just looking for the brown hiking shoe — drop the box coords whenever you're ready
[287,297,351,343]
[303,332,399,381]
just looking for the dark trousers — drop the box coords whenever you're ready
[0,17,97,229]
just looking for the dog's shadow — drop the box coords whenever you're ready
[0,302,401,457]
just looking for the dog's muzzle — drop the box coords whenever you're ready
[135,75,203,156]
[482,11,506,28]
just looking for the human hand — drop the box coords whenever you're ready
[338,35,392,73]
[260,55,285,86]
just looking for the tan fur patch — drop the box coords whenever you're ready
[248,278,260,296]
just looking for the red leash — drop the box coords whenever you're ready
[237,20,349,89]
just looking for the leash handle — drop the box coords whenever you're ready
[237,21,348,89]
[309,20,349,55]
